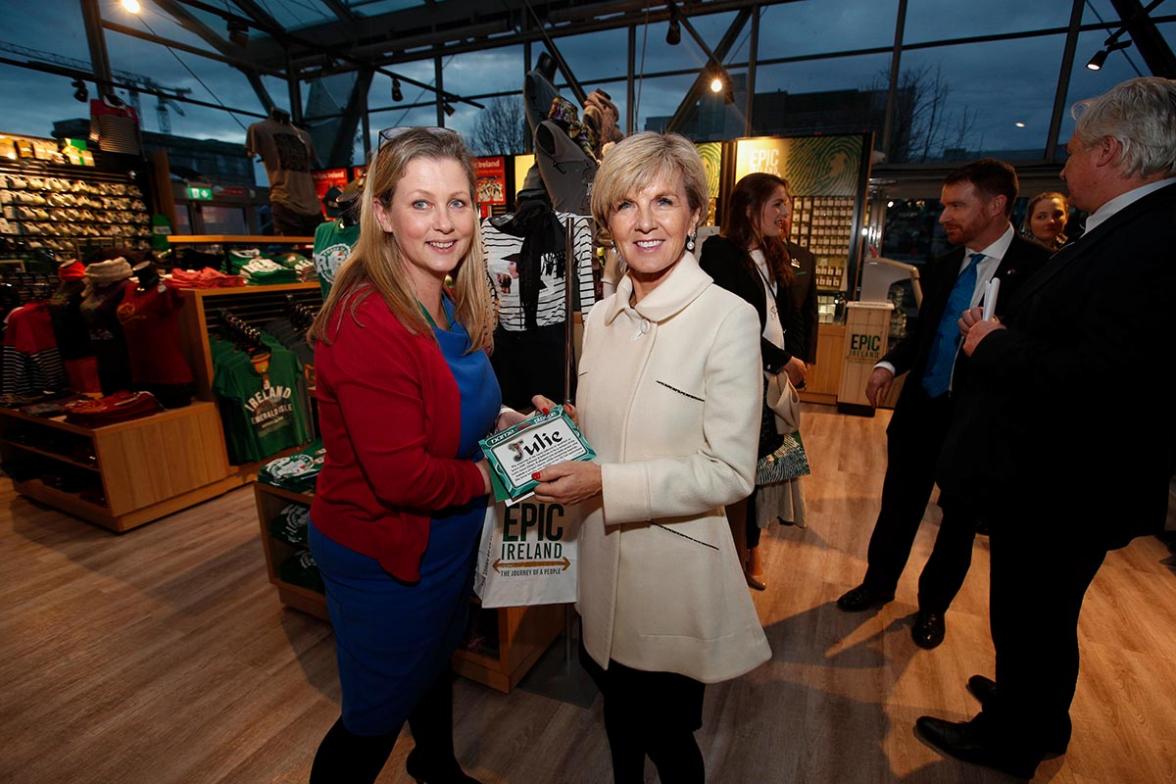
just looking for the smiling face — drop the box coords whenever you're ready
[372,156,475,294]
[756,184,792,240]
[1029,196,1068,244]
[608,170,700,299]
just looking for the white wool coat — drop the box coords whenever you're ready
[575,251,772,683]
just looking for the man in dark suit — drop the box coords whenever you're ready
[837,160,1049,652]
[916,76,1176,779]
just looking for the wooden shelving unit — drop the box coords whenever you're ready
[167,234,314,244]
[253,482,564,693]
[0,402,240,532]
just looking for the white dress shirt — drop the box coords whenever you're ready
[875,223,1014,391]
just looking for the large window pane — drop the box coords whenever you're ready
[634,74,700,135]
[1055,23,1176,153]
[903,0,1073,45]
[753,53,892,140]
[892,35,1066,163]
[758,0,898,59]
[553,28,630,84]
[442,47,524,98]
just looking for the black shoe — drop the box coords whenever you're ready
[963,676,1069,756]
[966,674,997,707]
[911,609,946,649]
[836,583,895,612]
[405,749,483,784]
[914,715,1041,779]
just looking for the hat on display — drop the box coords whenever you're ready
[84,257,133,286]
[58,259,86,282]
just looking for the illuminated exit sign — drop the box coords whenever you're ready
[186,185,213,201]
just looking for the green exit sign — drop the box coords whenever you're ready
[186,186,213,201]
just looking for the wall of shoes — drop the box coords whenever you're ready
[0,165,152,255]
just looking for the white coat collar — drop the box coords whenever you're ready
[604,251,712,326]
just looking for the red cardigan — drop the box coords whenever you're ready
[309,289,486,582]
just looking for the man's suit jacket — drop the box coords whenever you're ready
[939,182,1176,548]
[884,233,1049,438]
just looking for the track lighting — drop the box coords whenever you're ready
[442,101,455,117]
[1086,39,1131,71]
[666,4,681,46]
[392,77,403,102]
[71,79,88,103]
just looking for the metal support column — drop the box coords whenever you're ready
[435,55,445,128]
[80,0,114,97]
[1045,0,1086,161]
[744,5,759,137]
[879,0,908,161]
[286,54,303,124]
[627,24,636,135]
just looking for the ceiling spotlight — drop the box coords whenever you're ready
[121,0,142,13]
[392,77,403,102]
[1014,121,1026,128]
[666,5,681,46]
[442,101,455,117]
[71,79,88,103]
[1086,39,1131,71]
[709,76,723,93]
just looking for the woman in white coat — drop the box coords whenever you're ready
[532,132,771,784]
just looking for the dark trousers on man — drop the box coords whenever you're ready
[981,509,1106,754]
[863,390,978,613]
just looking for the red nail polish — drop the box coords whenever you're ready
[531,472,542,480]
[540,406,550,415]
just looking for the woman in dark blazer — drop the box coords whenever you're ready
[699,172,811,590]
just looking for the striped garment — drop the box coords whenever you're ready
[3,302,66,395]
[482,213,595,332]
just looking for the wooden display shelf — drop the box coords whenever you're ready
[253,483,564,693]
[799,322,845,406]
[0,402,242,532]
[167,235,314,244]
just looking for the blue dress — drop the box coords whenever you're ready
[309,296,501,736]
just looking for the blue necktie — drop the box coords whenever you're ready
[922,252,984,398]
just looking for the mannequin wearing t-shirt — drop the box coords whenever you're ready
[115,261,194,407]
[313,177,362,299]
[247,108,322,236]
[80,256,134,394]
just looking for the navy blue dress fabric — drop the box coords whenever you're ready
[310,296,501,736]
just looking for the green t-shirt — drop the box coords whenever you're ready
[313,219,360,299]
[212,337,311,462]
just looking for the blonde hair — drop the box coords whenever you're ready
[590,131,708,249]
[309,128,494,353]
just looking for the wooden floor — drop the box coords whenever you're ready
[3,405,1175,784]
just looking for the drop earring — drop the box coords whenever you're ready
[686,232,697,252]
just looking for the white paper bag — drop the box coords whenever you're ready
[473,498,579,608]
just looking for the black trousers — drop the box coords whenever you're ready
[863,391,978,613]
[980,514,1106,754]
[580,643,706,784]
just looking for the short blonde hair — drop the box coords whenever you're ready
[591,132,708,248]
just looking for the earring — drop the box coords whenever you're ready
[686,232,697,252]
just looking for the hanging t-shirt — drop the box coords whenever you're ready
[481,213,595,332]
[115,280,194,386]
[212,337,310,462]
[2,302,66,396]
[245,119,320,215]
[312,218,360,298]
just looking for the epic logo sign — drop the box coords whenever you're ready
[847,332,883,361]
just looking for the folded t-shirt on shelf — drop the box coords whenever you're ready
[258,438,324,492]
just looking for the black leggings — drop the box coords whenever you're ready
[581,643,706,784]
[309,667,458,784]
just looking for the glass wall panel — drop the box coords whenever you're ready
[1055,23,1176,153]
[903,0,1072,44]
[553,28,630,84]
[892,35,1066,162]
[442,46,524,98]
[751,53,892,140]
[757,0,898,60]
[633,74,700,135]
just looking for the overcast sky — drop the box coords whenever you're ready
[1,0,1169,172]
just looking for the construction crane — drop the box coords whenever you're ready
[0,40,191,133]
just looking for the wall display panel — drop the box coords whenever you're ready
[903,0,1073,45]
[1054,23,1176,155]
[734,135,868,302]
[891,35,1067,163]
[757,0,898,60]
[695,142,722,226]
[750,53,892,141]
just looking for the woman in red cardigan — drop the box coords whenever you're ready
[305,128,502,784]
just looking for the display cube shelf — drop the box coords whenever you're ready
[253,482,564,693]
[0,401,241,532]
